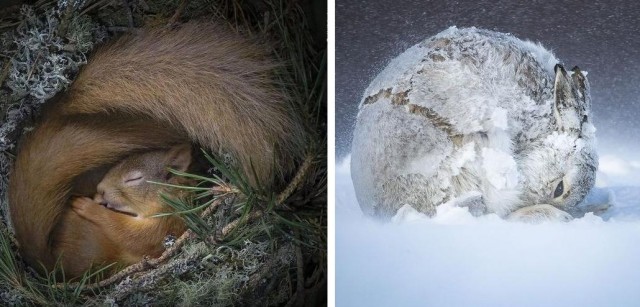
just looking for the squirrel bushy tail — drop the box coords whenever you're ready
[9,115,185,271]
[63,22,307,184]
[9,22,306,274]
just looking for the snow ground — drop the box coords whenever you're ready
[336,155,640,307]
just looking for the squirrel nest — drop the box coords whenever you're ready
[0,0,326,305]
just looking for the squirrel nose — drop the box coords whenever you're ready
[94,192,106,205]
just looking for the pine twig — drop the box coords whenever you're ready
[219,210,264,238]
[217,153,316,239]
[57,153,315,290]
[211,184,238,194]
[59,196,226,290]
[285,235,322,307]
[277,153,315,204]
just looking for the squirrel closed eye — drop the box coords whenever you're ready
[57,145,192,277]
[8,21,307,279]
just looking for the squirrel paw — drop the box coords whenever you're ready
[71,196,105,221]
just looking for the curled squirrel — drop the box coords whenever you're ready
[9,22,306,277]
[56,145,191,277]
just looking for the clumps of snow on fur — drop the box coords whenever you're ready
[481,147,519,190]
[489,107,509,130]
[450,142,476,176]
[351,27,597,219]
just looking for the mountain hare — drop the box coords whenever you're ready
[351,27,597,222]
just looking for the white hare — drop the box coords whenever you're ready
[350,27,597,222]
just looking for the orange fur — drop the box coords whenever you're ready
[8,21,306,278]
[54,146,191,277]
[63,22,306,182]
[10,115,185,275]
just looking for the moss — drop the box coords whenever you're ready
[0,0,326,305]
[4,6,102,101]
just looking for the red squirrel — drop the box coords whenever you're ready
[54,145,191,277]
[8,22,306,278]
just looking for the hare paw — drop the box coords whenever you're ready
[507,204,573,223]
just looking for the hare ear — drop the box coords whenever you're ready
[571,66,591,119]
[553,64,573,108]
[165,144,192,173]
[553,64,581,133]
[571,66,587,100]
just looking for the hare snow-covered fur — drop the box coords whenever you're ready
[351,27,597,221]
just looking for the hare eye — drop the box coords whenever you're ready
[553,180,564,198]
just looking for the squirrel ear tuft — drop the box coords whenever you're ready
[166,144,192,173]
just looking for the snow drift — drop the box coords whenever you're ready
[337,156,640,306]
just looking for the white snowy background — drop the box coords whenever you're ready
[336,152,640,306]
